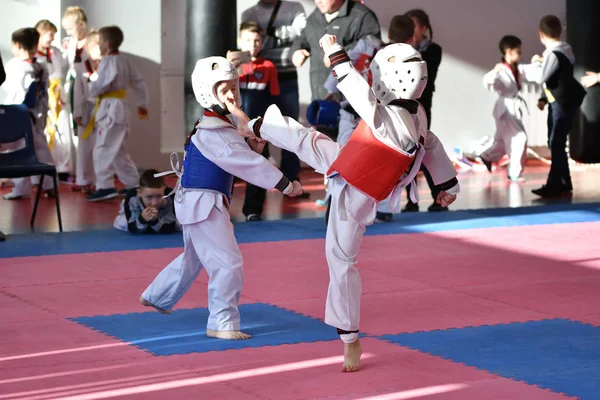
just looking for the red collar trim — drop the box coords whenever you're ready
[37,49,52,62]
[502,60,521,89]
[203,110,234,126]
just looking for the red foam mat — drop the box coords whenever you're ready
[0,339,573,399]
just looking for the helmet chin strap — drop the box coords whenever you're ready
[211,104,231,116]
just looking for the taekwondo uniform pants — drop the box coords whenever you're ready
[481,113,528,179]
[142,203,244,331]
[75,124,96,186]
[260,111,373,332]
[93,99,140,190]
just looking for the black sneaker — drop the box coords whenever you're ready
[531,185,572,198]
[428,203,449,212]
[86,188,119,202]
[375,212,393,223]
[246,214,262,222]
[401,202,420,212]
[481,157,493,173]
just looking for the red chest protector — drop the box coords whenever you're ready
[327,120,416,201]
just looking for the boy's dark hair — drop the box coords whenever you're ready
[35,19,58,33]
[139,169,165,189]
[539,15,562,39]
[388,15,415,44]
[405,9,433,40]
[12,28,39,53]
[99,25,124,50]
[240,21,264,35]
[499,35,522,55]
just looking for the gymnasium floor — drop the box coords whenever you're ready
[1,163,600,399]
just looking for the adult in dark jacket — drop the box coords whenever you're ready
[291,0,380,101]
[402,9,447,213]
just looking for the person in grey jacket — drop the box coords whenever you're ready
[291,0,380,101]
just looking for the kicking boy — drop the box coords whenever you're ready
[140,56,302,339]
[250,35,459,371]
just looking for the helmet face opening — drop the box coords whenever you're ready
[370,44,428,104]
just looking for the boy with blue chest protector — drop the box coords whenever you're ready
[140,57,302,340]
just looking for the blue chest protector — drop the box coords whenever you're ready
[181,139,234,201]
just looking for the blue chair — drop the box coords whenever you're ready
[0,103,63,237]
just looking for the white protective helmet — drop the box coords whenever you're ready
[370,43,428,105]
[191,56,240,110]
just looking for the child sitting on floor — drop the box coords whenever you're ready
[113,169,180,234]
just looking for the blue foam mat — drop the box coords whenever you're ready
[69,303,339,355]
[2,202,599,258]
[380,319,600,399]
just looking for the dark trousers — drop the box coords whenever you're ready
[405,95,441,203]
[242,144,270,216]
[277,79,302,181]
[546,101,575,190]
[242,79,302,217]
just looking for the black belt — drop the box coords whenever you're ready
[343,104,360,118]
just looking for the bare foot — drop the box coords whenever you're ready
[206,329,251,340]
[139,296,171,314]
[341,339,362,372]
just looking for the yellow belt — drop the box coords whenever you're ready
[46,78,62,150]
[544,88,556,103]
[82,89,127,139]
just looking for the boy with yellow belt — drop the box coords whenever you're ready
[85,25,149,202]
[35,20,70,176]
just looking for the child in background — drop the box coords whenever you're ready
[531,15,586,197]
[72,30,101,155]
[479,35,540,182]
[113,169,179,234]
[62,6,95,192]
[85,25,149,202]
[35,19,70,177]
[228,21,280,222]
[2,28,55,200]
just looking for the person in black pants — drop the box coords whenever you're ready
[401,9,446,213]
[531,15,586,198]
[0,54,5,85]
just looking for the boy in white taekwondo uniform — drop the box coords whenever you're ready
[479,35,541,181]
[85,26,149,202]
[140,56,303,340]
[62,6,95,191]
[35,20,71,176]
[249,35,460,371]
[2,28,55,200]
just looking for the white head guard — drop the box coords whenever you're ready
[191,56,240,111]
[370,43,428,105]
